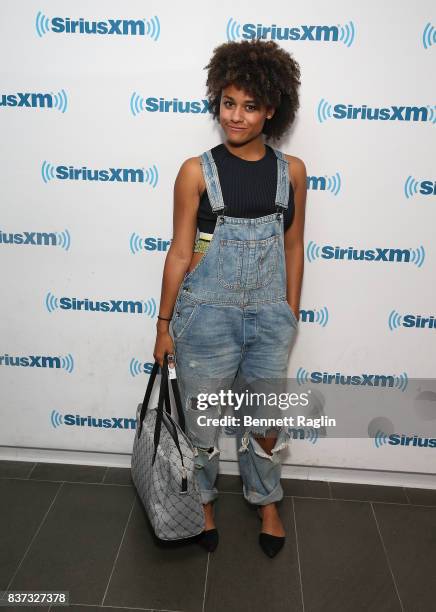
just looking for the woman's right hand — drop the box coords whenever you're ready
[153,326,175,368]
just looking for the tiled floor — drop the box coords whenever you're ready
[1,460,436,612]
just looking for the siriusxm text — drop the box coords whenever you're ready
[331,104,432,122]
[63,414,136,429]
[50,18,148,36]
[320,246,417,262]
[242,23,339,41]
[310,372,398,386]
[388,434,436,448]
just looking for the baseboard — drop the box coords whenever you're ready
[1,445,436,490]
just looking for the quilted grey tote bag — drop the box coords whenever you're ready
[131,354,205,540]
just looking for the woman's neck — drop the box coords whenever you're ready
[223,137,266,162]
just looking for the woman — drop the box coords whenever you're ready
[153,39,306,557]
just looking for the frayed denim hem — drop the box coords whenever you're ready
[242,481,284,505]
[199,488,219,505]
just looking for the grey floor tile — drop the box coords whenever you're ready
[373,502,436,612]
[0,479,60,589]
[102,495,207,612]
[29,462,107,484]
[204,494,302,612]
[282,478,330,499]
[7,482,135,605]
[51,607,153,612]
[4,460,434,612]
[404,486,436,506]
[330,481,408,504]
[216,473,242,493]
[104,466,134,486]
[294,498,401,611]
[0,460,35,478]
[2,607,49,612]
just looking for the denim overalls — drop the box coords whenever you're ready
[170,147,298,506]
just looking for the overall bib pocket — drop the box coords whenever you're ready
[218,234,279,290]
[256,234,279,288]
[217,239,244,289]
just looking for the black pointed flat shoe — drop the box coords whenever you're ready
[256,507,285,558]
[197,528,219,552]
[258,532,285,558]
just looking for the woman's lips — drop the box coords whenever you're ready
[228,126,246,132]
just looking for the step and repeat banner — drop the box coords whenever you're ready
[1,1,435,474]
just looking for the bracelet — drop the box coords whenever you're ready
[157,315,172,321]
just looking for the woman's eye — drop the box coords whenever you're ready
[223,101,257,111]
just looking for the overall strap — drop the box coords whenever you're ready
[272,148,290,212]
[199,150,226,214]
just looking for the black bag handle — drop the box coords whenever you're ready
[137,360,159,437]
[152,357,170,463]
[137,353,185,437]
[151,355,186,470]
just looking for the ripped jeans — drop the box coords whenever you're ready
[187,423,292,505]
[172,299,298,506]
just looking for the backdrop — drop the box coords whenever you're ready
[1,0,435,475]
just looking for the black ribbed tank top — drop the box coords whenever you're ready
[197,143,294,234]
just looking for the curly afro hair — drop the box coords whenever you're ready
[204,39,301,141]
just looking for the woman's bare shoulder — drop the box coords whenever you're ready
[283,153,306,174]
[283,153,307,192]
[176,156,205,197]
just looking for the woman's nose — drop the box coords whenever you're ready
[231,106,243,121]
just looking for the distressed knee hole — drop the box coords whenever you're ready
[238,430,290,460]
[194,445,220,462]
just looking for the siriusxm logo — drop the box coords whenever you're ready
[130,234,172,254]
[226,18,355,47]
[36,12,160,40]
[0,229,70,250]
[130,359,155,377]
[297,368,408,391]
[306,242,425,267]
[45,292,157,318]
[404,176,436,198]
[423,22,436,49]
[389,310,436,330]
[51,410,136,430]
[307,173,341,195]
[1,353,73,372]
[1,90,67,113]
[299,308,329,327]
[317,100,436,124]
[41,161,158,187]
[288,428,319,444]
[130,93,210,117]
[375,431,436,449]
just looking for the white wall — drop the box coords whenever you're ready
[1,0,435,481]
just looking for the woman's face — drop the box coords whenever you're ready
[219,84,274,144]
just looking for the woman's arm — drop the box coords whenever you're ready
[283,156,307,320]
[153,157,201,366]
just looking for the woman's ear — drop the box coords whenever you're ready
[266,106,275,120]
